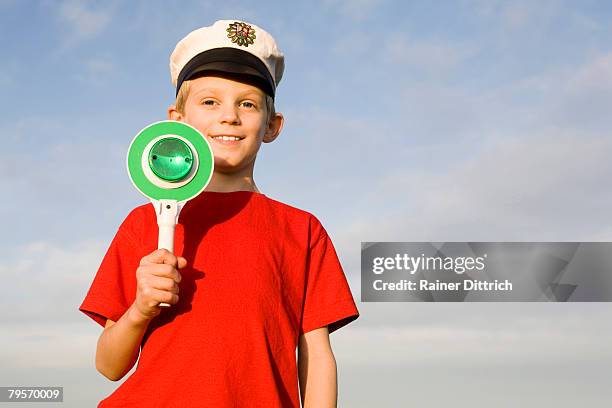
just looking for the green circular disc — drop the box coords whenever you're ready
[148,137,194,182]
[127,121,214,201]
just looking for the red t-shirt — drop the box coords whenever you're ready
[79,191,359,407]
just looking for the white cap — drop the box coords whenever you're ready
[170,20,285,97]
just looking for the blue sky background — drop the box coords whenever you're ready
[2,0,612,406]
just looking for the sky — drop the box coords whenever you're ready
[1,0,612,406]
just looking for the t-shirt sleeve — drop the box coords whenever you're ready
[299,217,359,335]
[79,211,144,328]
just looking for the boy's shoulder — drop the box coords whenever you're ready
[261,193,313,217]
[121,201,156,227]
[259,194,328,240]
[107,202,156,247]
[262,193,323,221]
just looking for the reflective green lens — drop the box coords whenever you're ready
[148,137,193,182]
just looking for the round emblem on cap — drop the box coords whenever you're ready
[226,21,256,47]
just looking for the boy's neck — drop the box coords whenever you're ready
[204,172,260,193]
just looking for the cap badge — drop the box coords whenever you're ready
[226,21,256,47]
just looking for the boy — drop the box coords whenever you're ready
[80,20,359,407]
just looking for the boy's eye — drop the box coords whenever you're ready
[201,99,216,106]
[240,101,256,109]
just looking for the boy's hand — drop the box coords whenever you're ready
[132,249,186,322]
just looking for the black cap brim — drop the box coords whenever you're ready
[176,47,275,98]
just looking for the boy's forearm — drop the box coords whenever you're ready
[298,352,338,408]
[95,304,152,381]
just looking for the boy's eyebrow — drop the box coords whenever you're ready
[237,90,264,100]
[191,87,218,97]
[191,87,264,99]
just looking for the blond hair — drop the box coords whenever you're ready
[175,80,276,120]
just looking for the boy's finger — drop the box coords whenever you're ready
[145,287,179,306]
[146,275,180,293]
[143,264,182,282]
[140,249,178,266]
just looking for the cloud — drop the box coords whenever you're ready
[333,306,612,366]
[490,51,612,133]
[500,1,536,29]
[568,52,612,92]
[53,0,115,48]
[335,130,612,245]
[337,328,612,407]
[334,302,612,407]
[471,0,556,30]
[331,132,612,287]
[76,55,118,86]
[0,239,108,324]
[0,323,99,369]
[1,114,142,246]
[382,36,477,76]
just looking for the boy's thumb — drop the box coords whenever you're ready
[177,256,188,269]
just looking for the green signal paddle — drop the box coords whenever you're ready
[127,120,214,307]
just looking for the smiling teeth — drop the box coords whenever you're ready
[212,136,241,141]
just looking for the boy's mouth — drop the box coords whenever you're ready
[208,135,245,145]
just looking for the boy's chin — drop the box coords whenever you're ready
[212,158,253,174]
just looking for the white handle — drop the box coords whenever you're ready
[158,224,176,253]
[155,199,181,307]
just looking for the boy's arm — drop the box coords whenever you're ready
[95,305,152,381]
[95,249,184,381]
[297,327,337,408]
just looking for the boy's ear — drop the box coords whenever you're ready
[263,112,284,143]
[168,105,183,121]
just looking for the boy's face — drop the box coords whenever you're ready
[169,75,281,175]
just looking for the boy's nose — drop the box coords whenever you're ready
[218,105,240,125]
